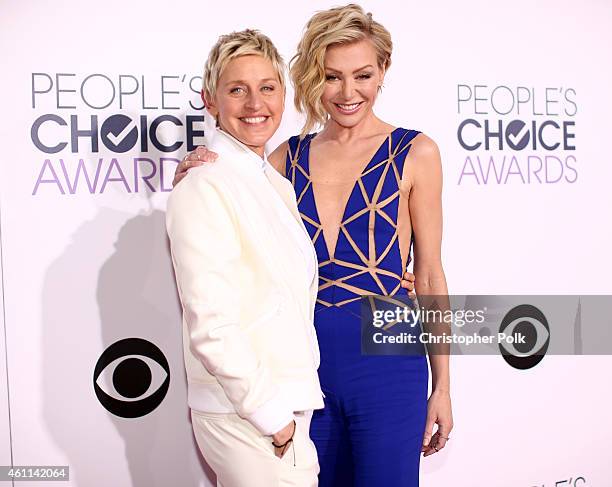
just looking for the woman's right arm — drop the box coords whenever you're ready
[173,140,290,186]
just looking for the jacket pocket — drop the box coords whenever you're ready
[275,414,319,470]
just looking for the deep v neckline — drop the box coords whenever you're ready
[305,128,400,261]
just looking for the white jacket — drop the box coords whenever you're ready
[166,129,324,436]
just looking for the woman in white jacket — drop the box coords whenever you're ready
[166,29,324,486]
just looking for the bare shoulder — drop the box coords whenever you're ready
[402,132,442,186]
[268,139,290,177]
[409,133,441,163]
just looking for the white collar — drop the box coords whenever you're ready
[210,128,267,171]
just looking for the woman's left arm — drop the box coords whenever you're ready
[405,133,454,457]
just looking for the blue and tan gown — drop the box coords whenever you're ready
[285,128,429,487]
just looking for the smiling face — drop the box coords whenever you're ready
[204,54,284,156]
[321,39,385,129]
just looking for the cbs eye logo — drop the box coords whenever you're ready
[499,304,550,370]
[93,338,170,418]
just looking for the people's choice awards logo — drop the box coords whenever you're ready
[30,72,206,196]
[456,84,577,185]
[93,338,170,418]
[499,304,550,369]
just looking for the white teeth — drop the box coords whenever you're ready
[337,103,361,111]
[242,116,267,124]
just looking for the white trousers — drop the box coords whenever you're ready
[191,409,319,487]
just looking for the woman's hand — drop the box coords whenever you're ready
[173,146,219,187]
[400,271,416,300]
[421,389,453,457]
[272,420,296,459]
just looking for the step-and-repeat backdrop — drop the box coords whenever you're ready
[1,0,611,485]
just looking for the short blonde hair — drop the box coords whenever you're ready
[290,4,393,135]
[203,29,286,98]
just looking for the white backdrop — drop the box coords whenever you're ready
[1,0,611,486]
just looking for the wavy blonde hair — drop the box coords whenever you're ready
[290,4,392,135]
[203,29,286,99]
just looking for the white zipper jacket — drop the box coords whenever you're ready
[166,129,324,436]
